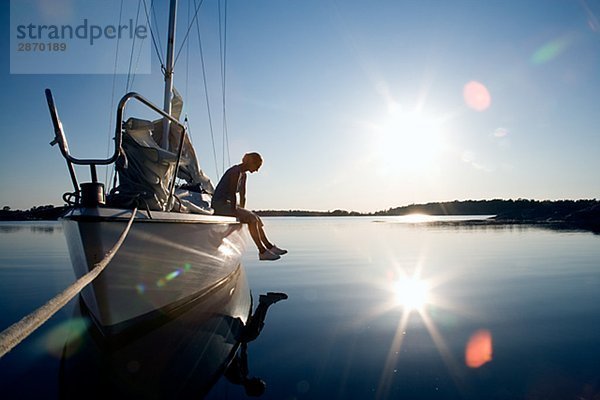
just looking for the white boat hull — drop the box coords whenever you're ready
[62,207,247,331]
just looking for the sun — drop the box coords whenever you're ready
[373,103,446,175]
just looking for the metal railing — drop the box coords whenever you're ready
[46,89,187,208]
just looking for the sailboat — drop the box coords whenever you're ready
[46,0,251,335]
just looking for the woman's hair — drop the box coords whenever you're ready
[242,152,263,165]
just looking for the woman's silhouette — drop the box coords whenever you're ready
[224,292,288,396]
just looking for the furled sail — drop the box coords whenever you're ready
[151,90,214,194]
[110,90,214,213]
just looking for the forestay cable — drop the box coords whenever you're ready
[0,208,138,358]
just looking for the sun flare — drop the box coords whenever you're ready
[393,276,430,311]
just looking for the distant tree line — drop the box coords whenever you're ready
[373,199,599,219]
[0,205,68,221]
[2,200,599,233]
[254,199,600,232]
[256,199,598,218]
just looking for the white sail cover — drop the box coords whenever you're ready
[113,117,177,211]
[112,91,215,213]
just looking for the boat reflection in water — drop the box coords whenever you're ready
[59,264,287,399]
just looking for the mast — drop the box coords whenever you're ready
[161,0,178,150]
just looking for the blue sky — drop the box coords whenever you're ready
[1,0,599,212]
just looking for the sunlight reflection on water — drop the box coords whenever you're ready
[393,277,429,311]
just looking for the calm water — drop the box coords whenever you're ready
[1,218,599,399]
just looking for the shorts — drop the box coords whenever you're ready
[212,201,236,217]
[213,201,262,225]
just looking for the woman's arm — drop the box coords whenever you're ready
[239,173,247,208]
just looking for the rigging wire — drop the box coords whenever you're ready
[173,0,205,67]
[181,0,192,151]
[194,0,220,177]
[125,0,143,93]
[219,0,231,170]
[185,0,191,103]
[166,0,232,179]
[151,0,165,57]
[104,0,125,187]
[182,0,192,161]
[114,0,230,182]
[108,0,147,192]
[142,0,166,71]
[126,19,149,93]
[106,0,159,190]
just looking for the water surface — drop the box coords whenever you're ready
[1,218,599,399]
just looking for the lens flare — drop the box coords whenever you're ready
[43,318,90,358]
[463,81,491,111]
[465,329,493,368]
[531,36,571,65]
[493,127,509,138]
[155,265,188,288]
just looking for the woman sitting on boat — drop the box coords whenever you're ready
[212,152,287,261]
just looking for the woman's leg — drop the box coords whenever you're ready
[236,208,280,257]
[257,225,274,250]
[247,222,267,253]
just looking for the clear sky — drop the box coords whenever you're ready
[1,0,599,212]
